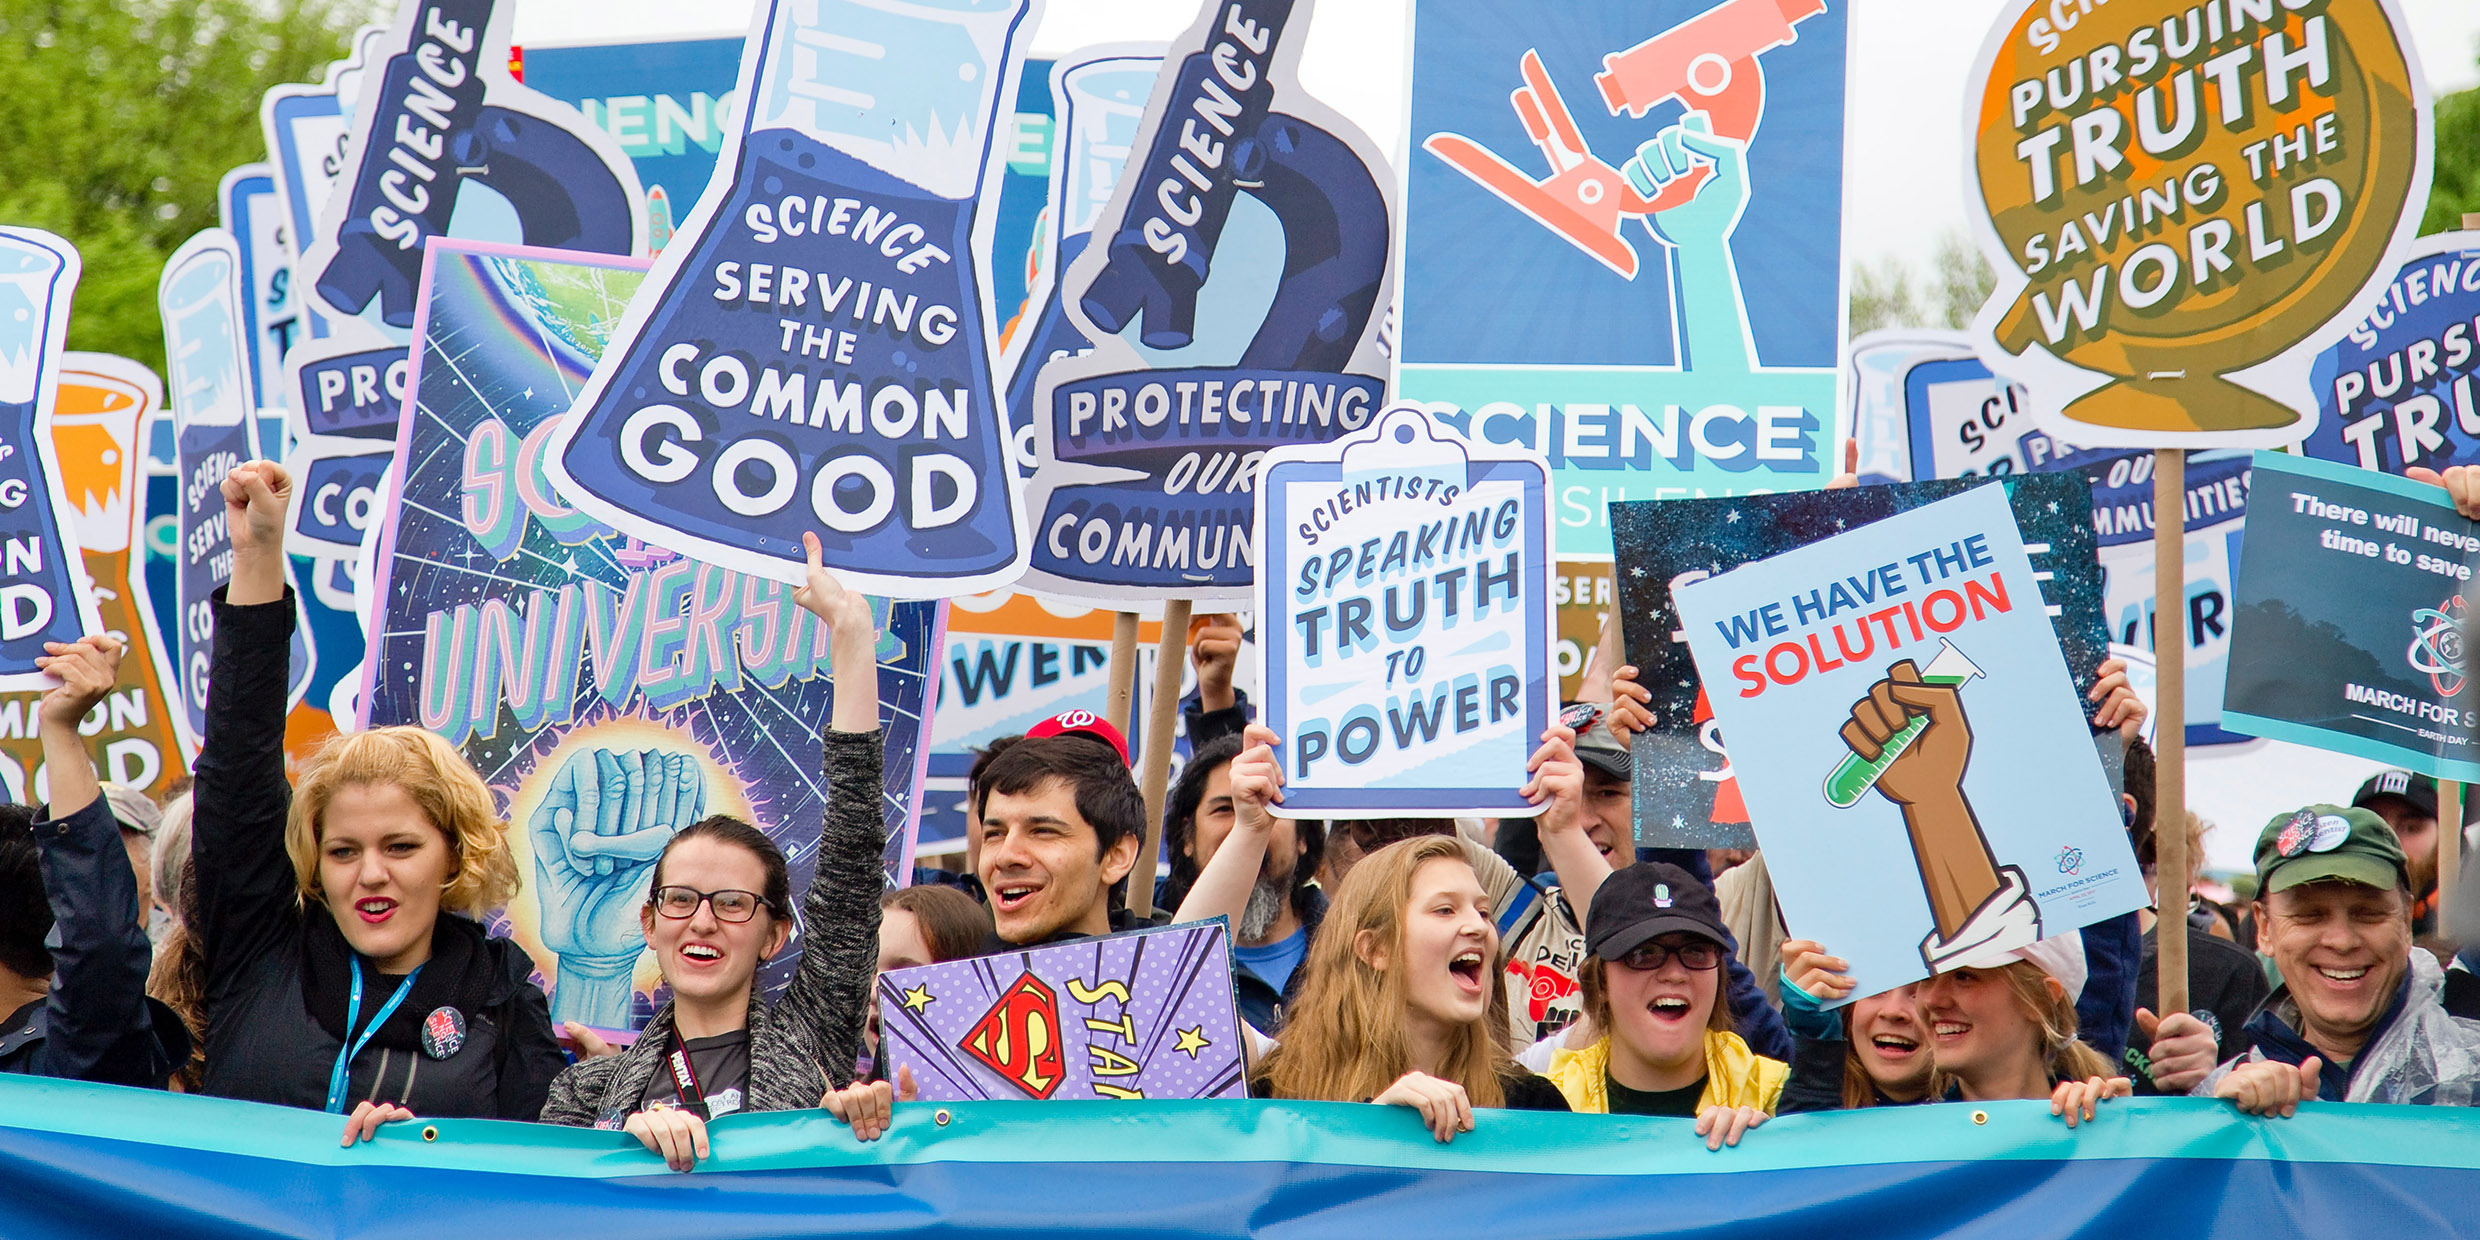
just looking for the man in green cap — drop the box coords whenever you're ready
[2193,804,2480,1115]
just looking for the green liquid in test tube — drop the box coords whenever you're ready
[1822,640,1985,809]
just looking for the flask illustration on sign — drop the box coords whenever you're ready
[1831,647,2040,970]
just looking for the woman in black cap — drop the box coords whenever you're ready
[1540,862,1787,1147]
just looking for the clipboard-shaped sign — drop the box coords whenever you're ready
[1255,404,1553,818]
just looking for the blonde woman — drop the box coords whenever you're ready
[1918,932,2130,1125]
[1253,835,1570,1141]
[193,462,562,1143]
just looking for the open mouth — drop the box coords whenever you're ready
[1649,996,1693,1023]
[1869,1033,1921,1060]
[1448,949,1486,992]
[680,943,724,965]
[994,885,1040,914]
[1932,1020,1972,1043]
[355,898,397,925]
[2315,965,2370,983]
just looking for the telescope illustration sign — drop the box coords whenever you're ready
[1963,0,2433,447]
[1398,0,1848,558]
[1673,484,2139,993]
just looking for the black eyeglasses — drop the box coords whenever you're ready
[1615,938,1722,972]
[648,886,773,923]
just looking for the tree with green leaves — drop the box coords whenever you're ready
[0,0,369,378]
[2422,82,2479,234]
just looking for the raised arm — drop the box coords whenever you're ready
[1524,725,1612,910]
[1174,724,1281,929]
[189,461,303,989]
[29,636,163,1085]
[780,533,887,1090]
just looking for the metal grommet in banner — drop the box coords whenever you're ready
[421,1125,439,1142]
[1970,1111,1988,1126]
[934,1109,952,1127]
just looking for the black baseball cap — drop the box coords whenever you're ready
[1585,862,1727,961]
[2352,769,2438,819]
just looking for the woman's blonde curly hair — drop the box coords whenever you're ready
[285,726,517,917]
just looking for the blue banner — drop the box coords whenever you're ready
[3,1077,2477,1239]
[2301,234,2480,476]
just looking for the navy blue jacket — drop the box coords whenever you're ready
[0,797,186,1086]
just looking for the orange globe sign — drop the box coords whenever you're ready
[1966,0,2431,445]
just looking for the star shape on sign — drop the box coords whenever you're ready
[1671,814,1685,829]
[1725,510,1741,523]
[524,387,535,400]
[900,984,935,1014]
[1173,1026,1212,1059]
[1630,566,1646,578]
[2047,500,2060,514]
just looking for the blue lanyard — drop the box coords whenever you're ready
[325,958,424,1114]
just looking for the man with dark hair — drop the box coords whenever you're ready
[2188,806,2480,1111]
[1159,735,1324,1032]
[2351,769,2442,936]
[974,724,1152,947]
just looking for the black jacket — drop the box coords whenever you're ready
[193,588,563,1117]
[2126,922,2271,1094]
[0,797,188,1086]
[540,729,885,1126]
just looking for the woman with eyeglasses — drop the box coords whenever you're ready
[538,534,888,1170]
[1541,862,1787,1149]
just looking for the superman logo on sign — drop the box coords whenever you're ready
[961,973,1066,1099]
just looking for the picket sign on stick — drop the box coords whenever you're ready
[1107,612,1140,736]
[2153,450,2189,1014]
[1128,601,1193,918]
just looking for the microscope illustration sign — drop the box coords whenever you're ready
[1016,0,1397,603]
[1399,0,1850,558]
[1672,484,2140,1000]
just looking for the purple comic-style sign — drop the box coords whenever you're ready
[877,920,1245,1102]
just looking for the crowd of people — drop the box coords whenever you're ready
[5,459,2479,1179]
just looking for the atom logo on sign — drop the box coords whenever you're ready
[2408,595,2464,697]
[2055,845,2083,877]
[960,973,1066,1100]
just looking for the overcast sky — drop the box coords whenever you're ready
[512,0,2480,273]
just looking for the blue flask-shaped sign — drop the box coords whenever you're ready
[0,231,105,690]
[545,0,1038,599]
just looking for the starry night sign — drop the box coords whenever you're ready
[360,240,939,1033]
[877,920,1246,1102]
[1610,473,2109,849]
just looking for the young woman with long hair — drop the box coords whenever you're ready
[538,534,889,1169]
[193,463,562,1142]
[1920,933,2129,1123]
[1775,940,1935,1112]
[1254,835,1569,1140]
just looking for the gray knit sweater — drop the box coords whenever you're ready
[539,728,886,1126]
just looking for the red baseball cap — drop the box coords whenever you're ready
[1025,708,1131,764]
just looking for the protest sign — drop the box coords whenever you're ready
[2300,233,2480,475]
[217,165,300,416]
[365,240,940,1031]
[1256,406,1552,818]
[1672,485,2137,989]
[1399,0,1847,558]
[0,355,194,801]
[1965,0,2432,447]
[878,919,1244,1102]
[2223,451,2480,780]
[1554,560,1613,702]
[0,230,105,691]
[544,0,1036,600]
[139,411,179,706]
[162,231,265,739]
[1612,473,2110,849]
[257,25,389,350]
[510,36,745,254]
[1016,0,1395,603]
[998,47,1161,474]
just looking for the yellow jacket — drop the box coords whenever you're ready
[1545,1031,1787,1115]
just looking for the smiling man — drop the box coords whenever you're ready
[2195,805,2480,1114]
[973,724,1151,948]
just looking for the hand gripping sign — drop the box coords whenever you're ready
[543,0,1040,600]
[1016,0,1396,603]
[1256,405,1553,818]
[1965,0,2432,447]
[0,231,106,691]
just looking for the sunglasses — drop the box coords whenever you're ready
[1614,938,1722,972]
[648,885,774,923]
